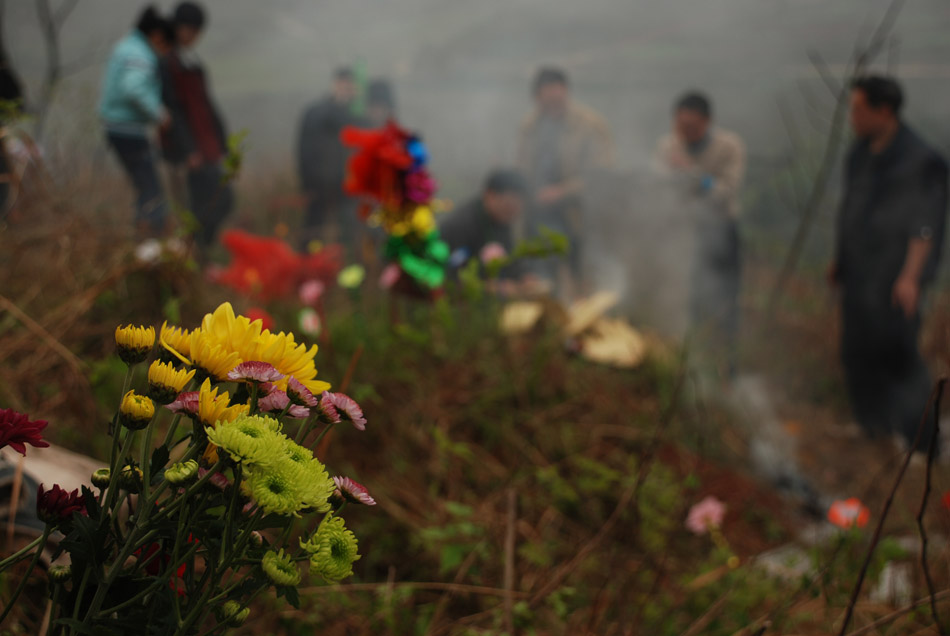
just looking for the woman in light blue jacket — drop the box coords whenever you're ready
[99,6,173,236]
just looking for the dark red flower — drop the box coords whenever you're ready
[134,538,192,596]
[36,484,86,526]
[0,408,49,456]
[941,491,950,511]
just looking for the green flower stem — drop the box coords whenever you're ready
[104,428,138,514]
[295,411,320,444]
[219,464,243,568]
[70,562,92,633]
[312,421,335,447]
[97,541,200,617]
[47,577,62,636]
[140,417,158,502]
[0,525,51,625]
[0,532,44,570]
[249,383,260,414]
[151,459,226,525]
[80,528,159,627]
[161,414,184,449]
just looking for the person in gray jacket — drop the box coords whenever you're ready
[830,76,949,448]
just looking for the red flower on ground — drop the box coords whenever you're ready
[0,408,50,456]
[827,498,870,529]
[245,307,275,332]
[209,230,343,302]
[36,484,86,526]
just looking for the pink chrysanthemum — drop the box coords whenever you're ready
[322,392,366,431]
[258,389,310,419]
[228,361,285,384]
[166,391,200,416]
[287,377,319,408]
[686,496,726,535]
[0,408,49,456]
[314,395,341,425]
[198,467,230,491]
[332,476,376,506]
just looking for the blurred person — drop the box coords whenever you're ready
[0,49,23,216]
[653,91,746,379]
[297,67,360,252]
[516,67,614,299]
[365,78,396,127]
[829,76,948,449]
[160,1,233,251]
[441,169,534,294]
[99,6,173,237]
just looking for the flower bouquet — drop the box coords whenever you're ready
[0,302,373,634]
[341,121,449,298]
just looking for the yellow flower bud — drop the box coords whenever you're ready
[119,391,154,430]
[115,325,155,365]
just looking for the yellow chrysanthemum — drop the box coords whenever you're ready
[119,390,154,430]
[189,330,241,382]
[115,325,155,365]
[196,378,248,428]
[159,321,192,364]
[147,360,196,404]
[190,303,332,394]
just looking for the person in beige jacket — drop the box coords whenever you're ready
[654,91,746,379]
[517,67,614,299]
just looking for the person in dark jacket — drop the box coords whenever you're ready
[441,169,529,291]
[160,1,232,249]
[365,79,396,127]
[830,75,949,449]
[297,68,359,252]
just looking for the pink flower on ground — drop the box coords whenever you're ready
[332,476,376,506]
[287,377,319,408]
[0,408,49,456]
[298,308,321,337]
[321,392,366,431]
[166,391,199,416]
[686,496,726,536]
[228,361,285,384]
[258,389,310,418]
[299,279,325,306]
[379,263,402,290]
[245,307,275,332]
[479,242,508,265]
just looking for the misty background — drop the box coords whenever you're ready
[5,0,950,326]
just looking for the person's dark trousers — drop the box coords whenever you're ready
[841,279,934,448]
[106,132,167,234]
[302,182,359,256]
[187,163,233,249]
[690,214,741,378]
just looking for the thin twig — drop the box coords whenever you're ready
[916,378,946,633]
[844,589,950,636]
[503,488,517,635]
[0,293,86,373]
[836,379,945,636]
[807,50,842,96]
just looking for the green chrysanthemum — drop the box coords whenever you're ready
[301,515,360,582]
[261,549,300,587]
[244,461,308,516]
[165,459,199,485]
[281,439,335,512]
[205,414,284,466]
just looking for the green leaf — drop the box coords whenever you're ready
[149,446,171,485]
